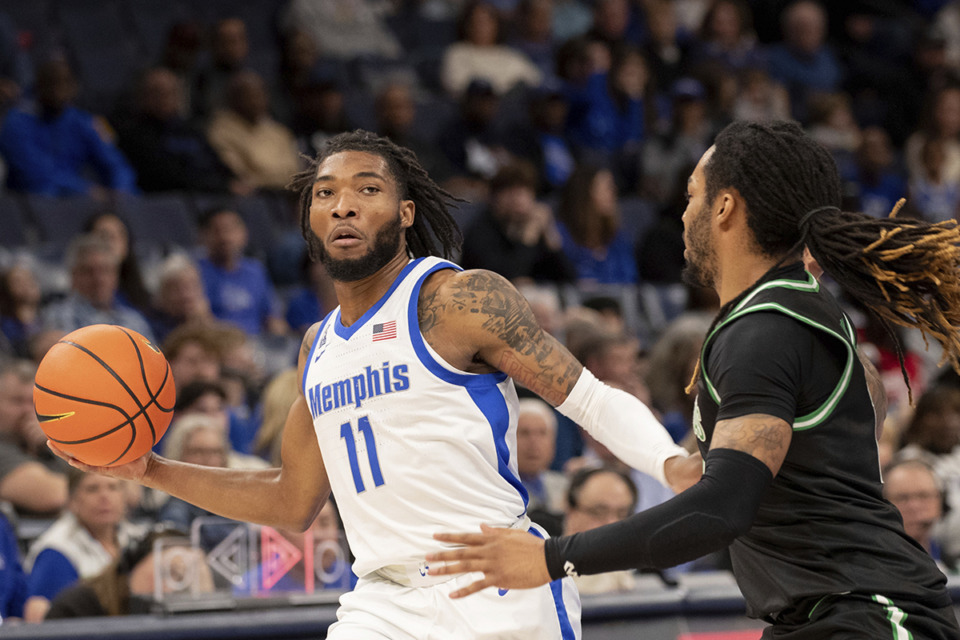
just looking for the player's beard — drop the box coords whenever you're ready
[681,201,717,290]
[316,213,404,282]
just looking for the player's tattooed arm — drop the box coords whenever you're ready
[297,323,322,391]
[438,269,582,405]
[710,413,792,475]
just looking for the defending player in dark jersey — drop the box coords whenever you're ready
[428,120,960,639]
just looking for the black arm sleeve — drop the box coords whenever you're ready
[544,448,773,580]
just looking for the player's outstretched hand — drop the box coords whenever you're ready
[428,524,552,598]
[47,440,152,482]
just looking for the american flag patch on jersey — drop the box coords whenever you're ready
[372,321,397,341]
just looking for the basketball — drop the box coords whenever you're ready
[34,324,176,467]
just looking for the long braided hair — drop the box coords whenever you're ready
[686,120,960,397]
[290,130,463,261]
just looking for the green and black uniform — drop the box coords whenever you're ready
[545,263,959,638]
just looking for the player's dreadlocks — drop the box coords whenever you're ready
[686,120,960,397]
[291,129,463,261]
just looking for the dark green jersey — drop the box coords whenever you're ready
[694,263,950,620]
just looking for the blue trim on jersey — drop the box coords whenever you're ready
[406,262,508,388]
[465,383,529,510]
[407,261,526,509]
[302,310,336,395]
[333,258,425,340]
[529,527,577,640]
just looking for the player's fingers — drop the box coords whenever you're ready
[448,578,492,599]
[427,561,469,576]
[47,440,95,470]
[426,547,471,563]
[432,532,486,546]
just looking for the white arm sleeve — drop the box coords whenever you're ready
[555,368,688,487]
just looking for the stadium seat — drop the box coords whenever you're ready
[115,192,197,254]
[122,0,194,63]
[23,194,105,258]
[0,194,32,249]
[58,0,139,114]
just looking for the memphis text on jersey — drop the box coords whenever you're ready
[306,362,410,418]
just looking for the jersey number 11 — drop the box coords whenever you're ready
[340,416,385,493]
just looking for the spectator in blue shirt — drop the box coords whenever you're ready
[0,507,27,622]
[555,163,638,285]
[843,126,908,219]
[766,0,843,122]
[198,207,286,337]
[0,57,136,197]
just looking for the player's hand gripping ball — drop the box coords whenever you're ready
[34,324,176,467]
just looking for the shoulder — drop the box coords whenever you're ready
[420,268,519,318]
[298,321,323,370]
[712,310,823,356]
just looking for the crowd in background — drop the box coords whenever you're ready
[3,0,960,624]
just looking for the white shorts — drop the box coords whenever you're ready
[327,569,581,640]
[327,520,580,640]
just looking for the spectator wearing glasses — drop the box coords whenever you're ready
[561,465,638,594]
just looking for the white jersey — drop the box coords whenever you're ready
[302,257,528,577]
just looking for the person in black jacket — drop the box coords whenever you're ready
[116,67,244,194]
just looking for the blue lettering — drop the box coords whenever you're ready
[332,380,352,408]
[365,366,382,397]
[352,375,367,407]
[392,364,409,391]
[321,385,333,412]
[382,362,391,393]
[308,385,321,417]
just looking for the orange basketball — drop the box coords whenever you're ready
[34,324,176,467]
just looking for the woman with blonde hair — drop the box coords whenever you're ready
[253,367,299,466]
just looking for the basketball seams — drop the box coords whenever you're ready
[36,326,177,466]
[116,327,159,442]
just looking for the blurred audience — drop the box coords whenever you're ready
[460,161,575,283]
[82,212,151,314]
[117,67,241,194]
[280,0,402,61]
[197,207,286,337]
[150,254,213,343]
[207,71,301,191]
[0,505,27,621]
[41,235,154,342]
[555,163,638,285]
[441,1,542,98]
[883,455,954,570]
[562,465,638,594]
[24,470,143,622]
[517,398,568,536]
[194,18,251,118]
[0,261,43,358]
[0,359,67,516]
[252,368,299,466]
[0,57,136,197]
[46,526,213,619]
[766,0,843,121]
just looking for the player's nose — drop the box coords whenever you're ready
[331,193,358,218]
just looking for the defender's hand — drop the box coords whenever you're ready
[428,524,552,598]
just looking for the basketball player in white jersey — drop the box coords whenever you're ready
[50,131,702,639]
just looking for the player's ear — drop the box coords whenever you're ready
[399,199,415,229]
